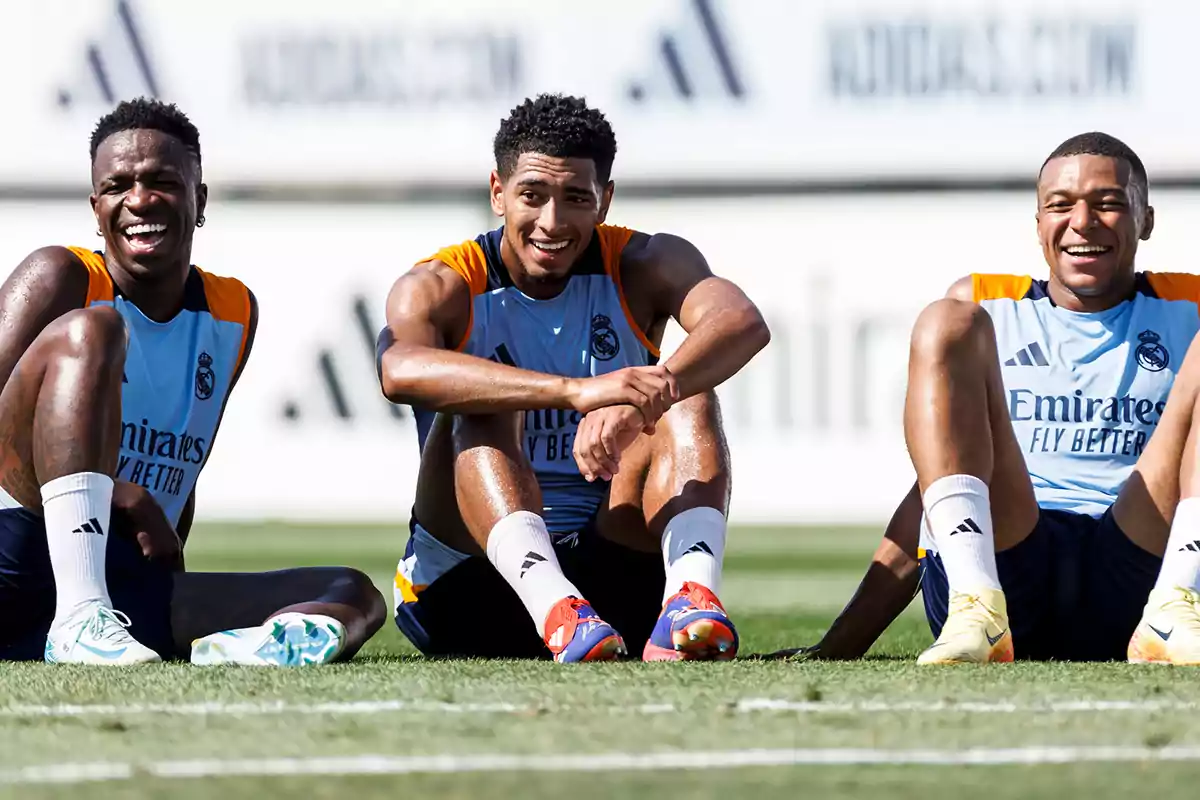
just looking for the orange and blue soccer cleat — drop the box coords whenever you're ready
[1128,587,1200,665]
[643,582,738,661]
[543,597,626,663]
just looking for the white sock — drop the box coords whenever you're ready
[923,474,1001,593]
[41,472,114,621]
[485,511,583,637]
[661,506,727,603]
[1154,496,1200,594]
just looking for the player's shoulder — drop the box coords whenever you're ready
[414,235,491,296]
[191,265,255,325]
[614,228,705,274]
[1140,271,1200,304]
[947,274,1036,303]
[4,246,105,309]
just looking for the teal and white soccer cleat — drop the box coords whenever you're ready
[44,603,162,665]
[190,612,347,667]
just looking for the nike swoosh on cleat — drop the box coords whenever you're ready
[75,641,129,660]
[1148,623,1173,641]
[987,629,1007,646]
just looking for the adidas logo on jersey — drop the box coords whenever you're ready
[72,517,105,536]
[685,541,714,556]
[1004,342,1049,367]
[1180,541,1200,552]
[950,518,982,536]
[520,551,547,578]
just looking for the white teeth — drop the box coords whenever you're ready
[1065,245,1110,255]
[124,223,167,236]
[531,240,569,252]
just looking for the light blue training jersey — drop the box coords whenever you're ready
[70,247,253,527]
[411,226,659,534]
[976,272,1200,517]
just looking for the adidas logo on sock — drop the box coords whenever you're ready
[684,541,714,556]
[950,517,982,535]
[519,551,547,578]
[1004,342,1049,367]
[72,517,105,536]
[1180,541,1200,552]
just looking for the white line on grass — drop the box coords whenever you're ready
[736,698,1200,714]
[3,697,1199,718]
[7,747,1200,785]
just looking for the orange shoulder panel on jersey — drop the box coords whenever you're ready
[1145,273,1200,304]
[598,225,659,358]
[422,240,488,297]
[196,267,253,369]
[972,274,1033,302]
[418,239,488,352]
[65,246,114,305]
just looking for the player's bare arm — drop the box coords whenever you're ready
[377,259,678,421]
[573,232,769,481]
[776,277,975,659]
[625,232,769,399]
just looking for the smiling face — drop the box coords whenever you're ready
[90,128,206,284]
[489,151,613,295]
[1036,153,1153,311]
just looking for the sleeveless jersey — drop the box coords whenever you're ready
[413,225,658,534]
[976,272,1200,517]
[68,248,253,527]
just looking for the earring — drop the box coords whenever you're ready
[96,228,103,237]
[196,216,206,228]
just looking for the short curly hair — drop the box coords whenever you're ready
[493,94,617,184]
[89,97,202,167]
[1039,131,1147,210]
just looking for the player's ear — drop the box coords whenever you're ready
[1141,205,1155,241]
[489,170,506,217]
[596,180,615,224]
[196,183,208,228]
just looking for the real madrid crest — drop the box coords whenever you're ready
[1136,329,1169,372]
[195,351,216,400]
[590,314,620,361]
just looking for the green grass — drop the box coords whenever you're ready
[5,522,1200,798]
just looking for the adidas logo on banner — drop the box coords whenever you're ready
[627,0,746,104]
[684,541,714,556]
[519,551,547,578]
[950,518,982,536]
[58,0,161,110]
[72,517,106,536]
[1004,342,1049,367]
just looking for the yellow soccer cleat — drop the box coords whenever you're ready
[1128,587,1200,665]
[917,589,1014,665]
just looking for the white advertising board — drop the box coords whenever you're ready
[5,188,1196,524]
[0,0,1189,188]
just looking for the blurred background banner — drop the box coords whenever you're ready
[0,0,1170,188]
[0,0,1193,525]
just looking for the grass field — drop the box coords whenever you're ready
[6,522,1200,798]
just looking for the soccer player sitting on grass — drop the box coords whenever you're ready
[0,98,385,666]
[377,94,770,663]
[776,132,1200,665]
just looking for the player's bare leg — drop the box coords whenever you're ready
[423,412,624,662]
[598,390,737,661]
[1122,337,1200,664]
[906,299,1039,664]
[0,306,159,664]
[181,567,387,666]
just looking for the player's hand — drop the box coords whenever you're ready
[573,405,647,482]
[745,645,820,661]
[111,481,184,570]
[567,366,679,426]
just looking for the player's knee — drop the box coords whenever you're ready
[48,306,128,368]
[910,298,994,363]
[451,412,522,456]
[663,390,726,444]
